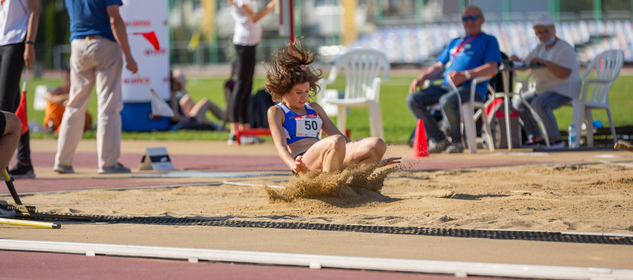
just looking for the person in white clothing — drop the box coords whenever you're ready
[0,0,39,178]
[227,0,276,145]
[510,14,582,148]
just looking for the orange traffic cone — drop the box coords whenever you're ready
[412,119,429,157]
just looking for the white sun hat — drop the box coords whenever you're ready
[534,14,555,27]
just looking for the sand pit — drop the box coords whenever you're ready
[8,163,633,234]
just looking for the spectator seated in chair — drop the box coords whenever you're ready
[509,14,581,149]
[44,66,92,134]
[406,5,502,154]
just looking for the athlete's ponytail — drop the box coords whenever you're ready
[264,39,322,103]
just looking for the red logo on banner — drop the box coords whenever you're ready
[294,114,318,119]
[123,76,150,84]
[134,31,160,50]
[126,20,151,27]
[144,48,166,56]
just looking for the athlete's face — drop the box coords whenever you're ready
[283,82,310,110]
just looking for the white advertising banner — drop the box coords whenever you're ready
[120,0,170,102]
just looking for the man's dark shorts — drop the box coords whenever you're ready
[0,112,6,135]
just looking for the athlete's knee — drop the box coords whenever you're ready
[326,135,347,151]
[367,137,386,156]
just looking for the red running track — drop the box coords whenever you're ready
[0,250,497,280]
[14,151,550,173]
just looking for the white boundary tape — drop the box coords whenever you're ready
[221,180,285,189]
[599,160,633,167]
[1,239,632,279]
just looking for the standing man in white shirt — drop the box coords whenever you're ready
[510,14,582,148]
[0,0,39,178]
[227,0,276,145]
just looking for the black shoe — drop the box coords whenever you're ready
[428,139,450,153]
[446,143,464,154]
[8,164,36,179]
[522,139,546,148]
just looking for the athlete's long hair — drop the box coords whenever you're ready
[264,39,322,103]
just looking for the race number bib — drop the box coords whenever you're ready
[295,115,322,137]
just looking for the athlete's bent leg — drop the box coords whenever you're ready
[0,112,21,171]
[301,135,347,173]
[343,137,387,168]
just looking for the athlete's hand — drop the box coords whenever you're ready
[379,157,402,167]
[293,156,308,174]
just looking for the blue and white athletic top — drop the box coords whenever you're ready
[276,102,323,145]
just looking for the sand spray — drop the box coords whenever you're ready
[265,164,403,203]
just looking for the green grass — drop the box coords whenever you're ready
[22,74,633,144]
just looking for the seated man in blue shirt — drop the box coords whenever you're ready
[406,6,501,153]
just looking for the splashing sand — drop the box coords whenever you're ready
[265,165,402,203]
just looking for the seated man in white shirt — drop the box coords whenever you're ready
[510,14,582,148]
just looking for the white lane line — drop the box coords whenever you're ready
[1,239,632,279]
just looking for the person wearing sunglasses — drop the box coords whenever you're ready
[407,6,501,153]
[509,14,581,149]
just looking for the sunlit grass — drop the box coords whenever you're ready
[23,72,633,144]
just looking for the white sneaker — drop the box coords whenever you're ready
[227,134,237,145]
[98,163,131,174]
[240,136,265,145]
[0,207,16,218]
[53,164,74,174]
[228,135,265,145]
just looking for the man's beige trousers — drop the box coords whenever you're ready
[55,37,123,169]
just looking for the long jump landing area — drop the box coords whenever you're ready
[2,139,633,279]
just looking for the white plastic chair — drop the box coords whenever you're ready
[318,50,390,139]
[34,85,48,111]
[446,76,496,154]
[569,49,623,147]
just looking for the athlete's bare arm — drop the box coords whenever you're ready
[267,105,306,173]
